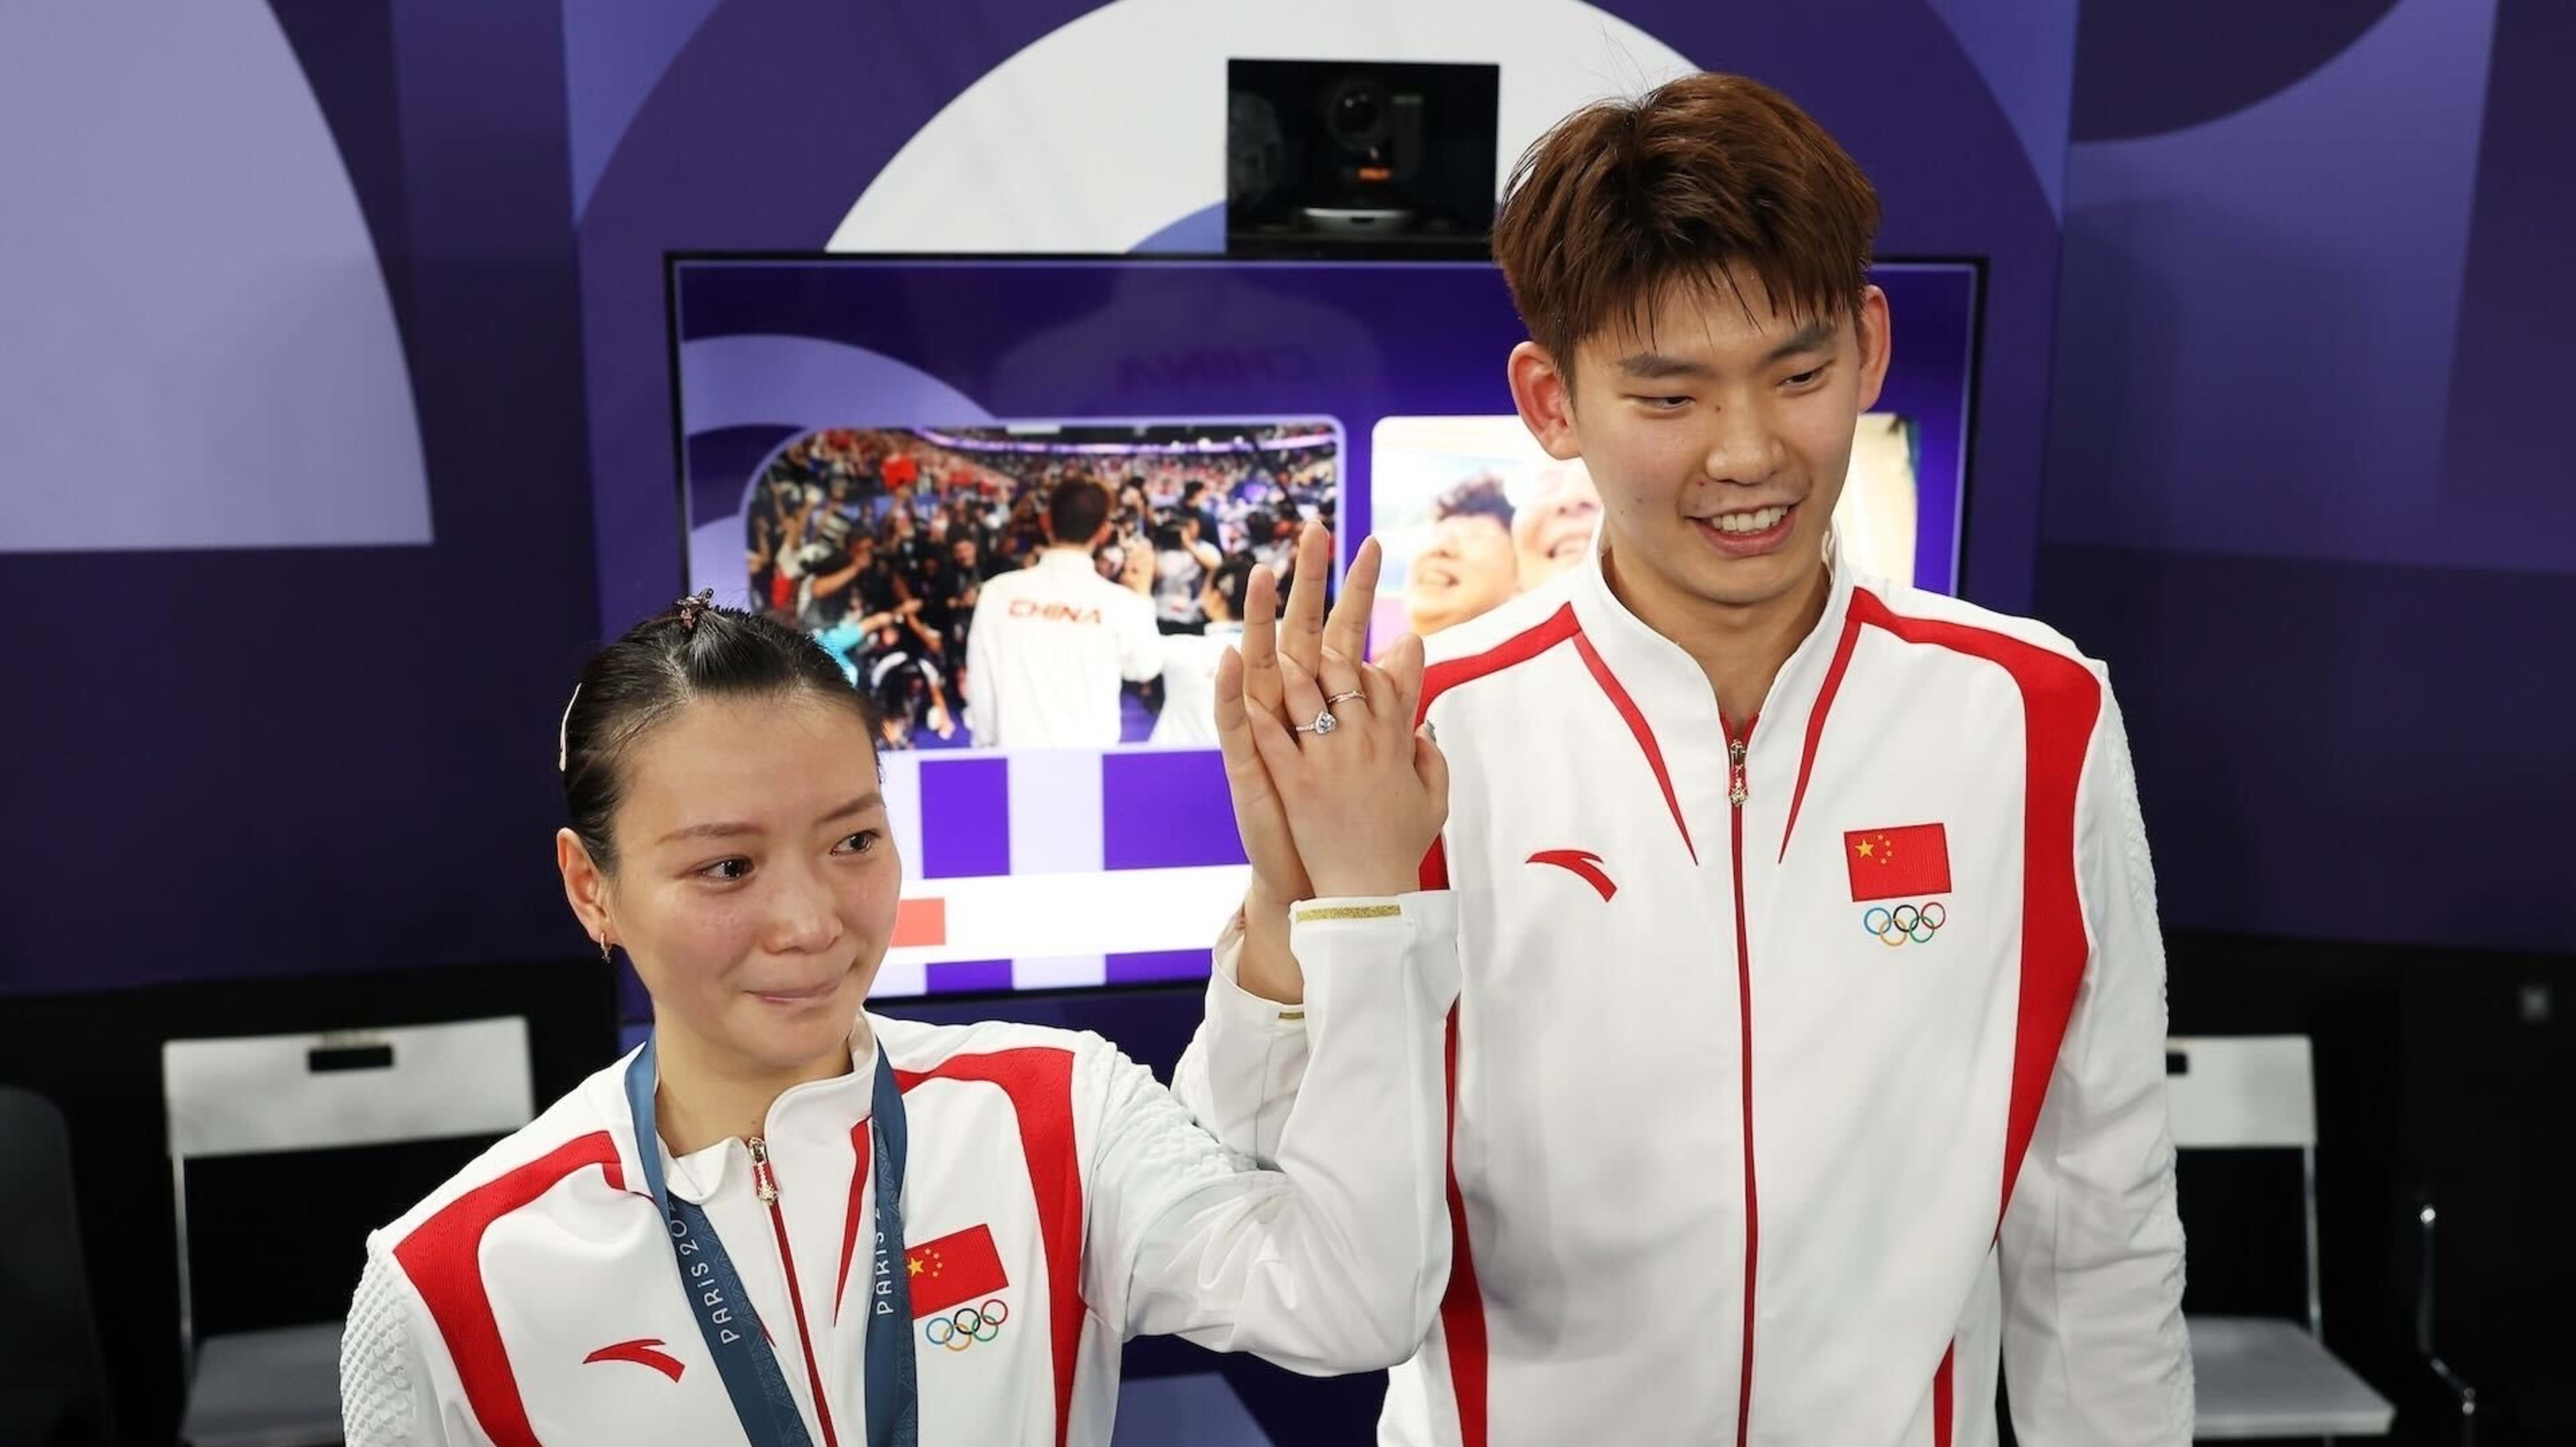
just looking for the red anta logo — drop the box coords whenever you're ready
[582,1338,685,1382]
[1007,599,1104,625]
[1527,849,1617,902]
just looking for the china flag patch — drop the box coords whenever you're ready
[1844,823,1952,902]
[906,1224,1010,1318]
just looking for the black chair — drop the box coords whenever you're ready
[0,1085,118,1447]
[2411,1197,2479,1446]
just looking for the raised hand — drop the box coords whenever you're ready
[1220,527,1443,900]
[1245,627,1444,900]
[1222,524,1383,904]
[1216,526,1444,1004]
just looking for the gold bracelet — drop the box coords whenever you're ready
[1292,903,1401,923]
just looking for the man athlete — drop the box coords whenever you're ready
[1179,72,2190,1447]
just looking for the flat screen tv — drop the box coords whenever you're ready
[665,254,1981,1000]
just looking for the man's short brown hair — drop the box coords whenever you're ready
[1490,73,1880,370]
[1046,474,1112,543]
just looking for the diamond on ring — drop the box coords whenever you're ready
[1307,708,1338,735]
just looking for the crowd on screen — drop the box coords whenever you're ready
[744,426,1335,749]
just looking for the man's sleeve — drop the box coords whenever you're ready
[1998,680,2194,1444]
[963,589,997,745]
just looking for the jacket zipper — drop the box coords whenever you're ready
[749,1136,843,1447]
[1725,718,1760,1447]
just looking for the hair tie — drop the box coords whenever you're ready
[557,683,580,773]
[676,588,714,633]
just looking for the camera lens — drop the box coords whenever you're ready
[1334,89,1378,136]
[1324,77,1390,150]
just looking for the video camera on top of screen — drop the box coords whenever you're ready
[1226,59,1499,259]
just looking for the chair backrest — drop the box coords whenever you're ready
[2165,1032,2326,1336]
[2165,1034,2316,1149]
[0,1085,119,1447]
[162,1016,534,1160]
[160,1016,536,1354]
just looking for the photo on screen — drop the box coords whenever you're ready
[739,420,1340,751]
[1364,413,1922,655]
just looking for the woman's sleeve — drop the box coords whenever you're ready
[341,1246,453,1447]
[1080,892,1460,1374]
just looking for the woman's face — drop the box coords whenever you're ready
[1405,513,1519,636]
[583,692,899,1079]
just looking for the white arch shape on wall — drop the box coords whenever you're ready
[828,0,1697,254]
[0,0,430,552]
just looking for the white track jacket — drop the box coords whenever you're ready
[1182,542,2191,1447]
[343,896,1458,1446]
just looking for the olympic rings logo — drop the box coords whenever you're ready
[1862,901,1947,947]
[922,1299,1010,1351]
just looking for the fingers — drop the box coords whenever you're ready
[1358,656,1399,727]
[1317,643,1365,718]
[1214,647,1258,779]
[1276,647,1329,737]
[1241,565,1282,716]
[1382,631,1428,726]
[1325,536,1380,666]
[1414,724,1451,829]
[1220,649,1283,827]
[1220,645,1317,903]
[1281,522,1332,680]
[1245,690,1303,786]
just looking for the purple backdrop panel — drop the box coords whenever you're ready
[1871,263,1979,596]
[2435,0,2576,566]
[617,961,651,1022]
[2039,541,2576,953]
[2043,0,2504,568]
[916,756,1011,879]
[1923,0,2080,215]
[1100,751,1244,872]
[561,0,726,217]
[689,425,802,529]
[0,1,429,552]
[1106,949,1214,986]
[924,958,1015,994]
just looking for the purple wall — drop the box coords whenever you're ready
[0,1,599,995]
[5,0,2559,996]
[2039,0,2576,953]
[0,0,2079,996]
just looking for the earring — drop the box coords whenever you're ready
[597,934,612,963]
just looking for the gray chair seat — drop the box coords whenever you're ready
[2188,1314,2394,1440]
[182,1321,345,1447]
